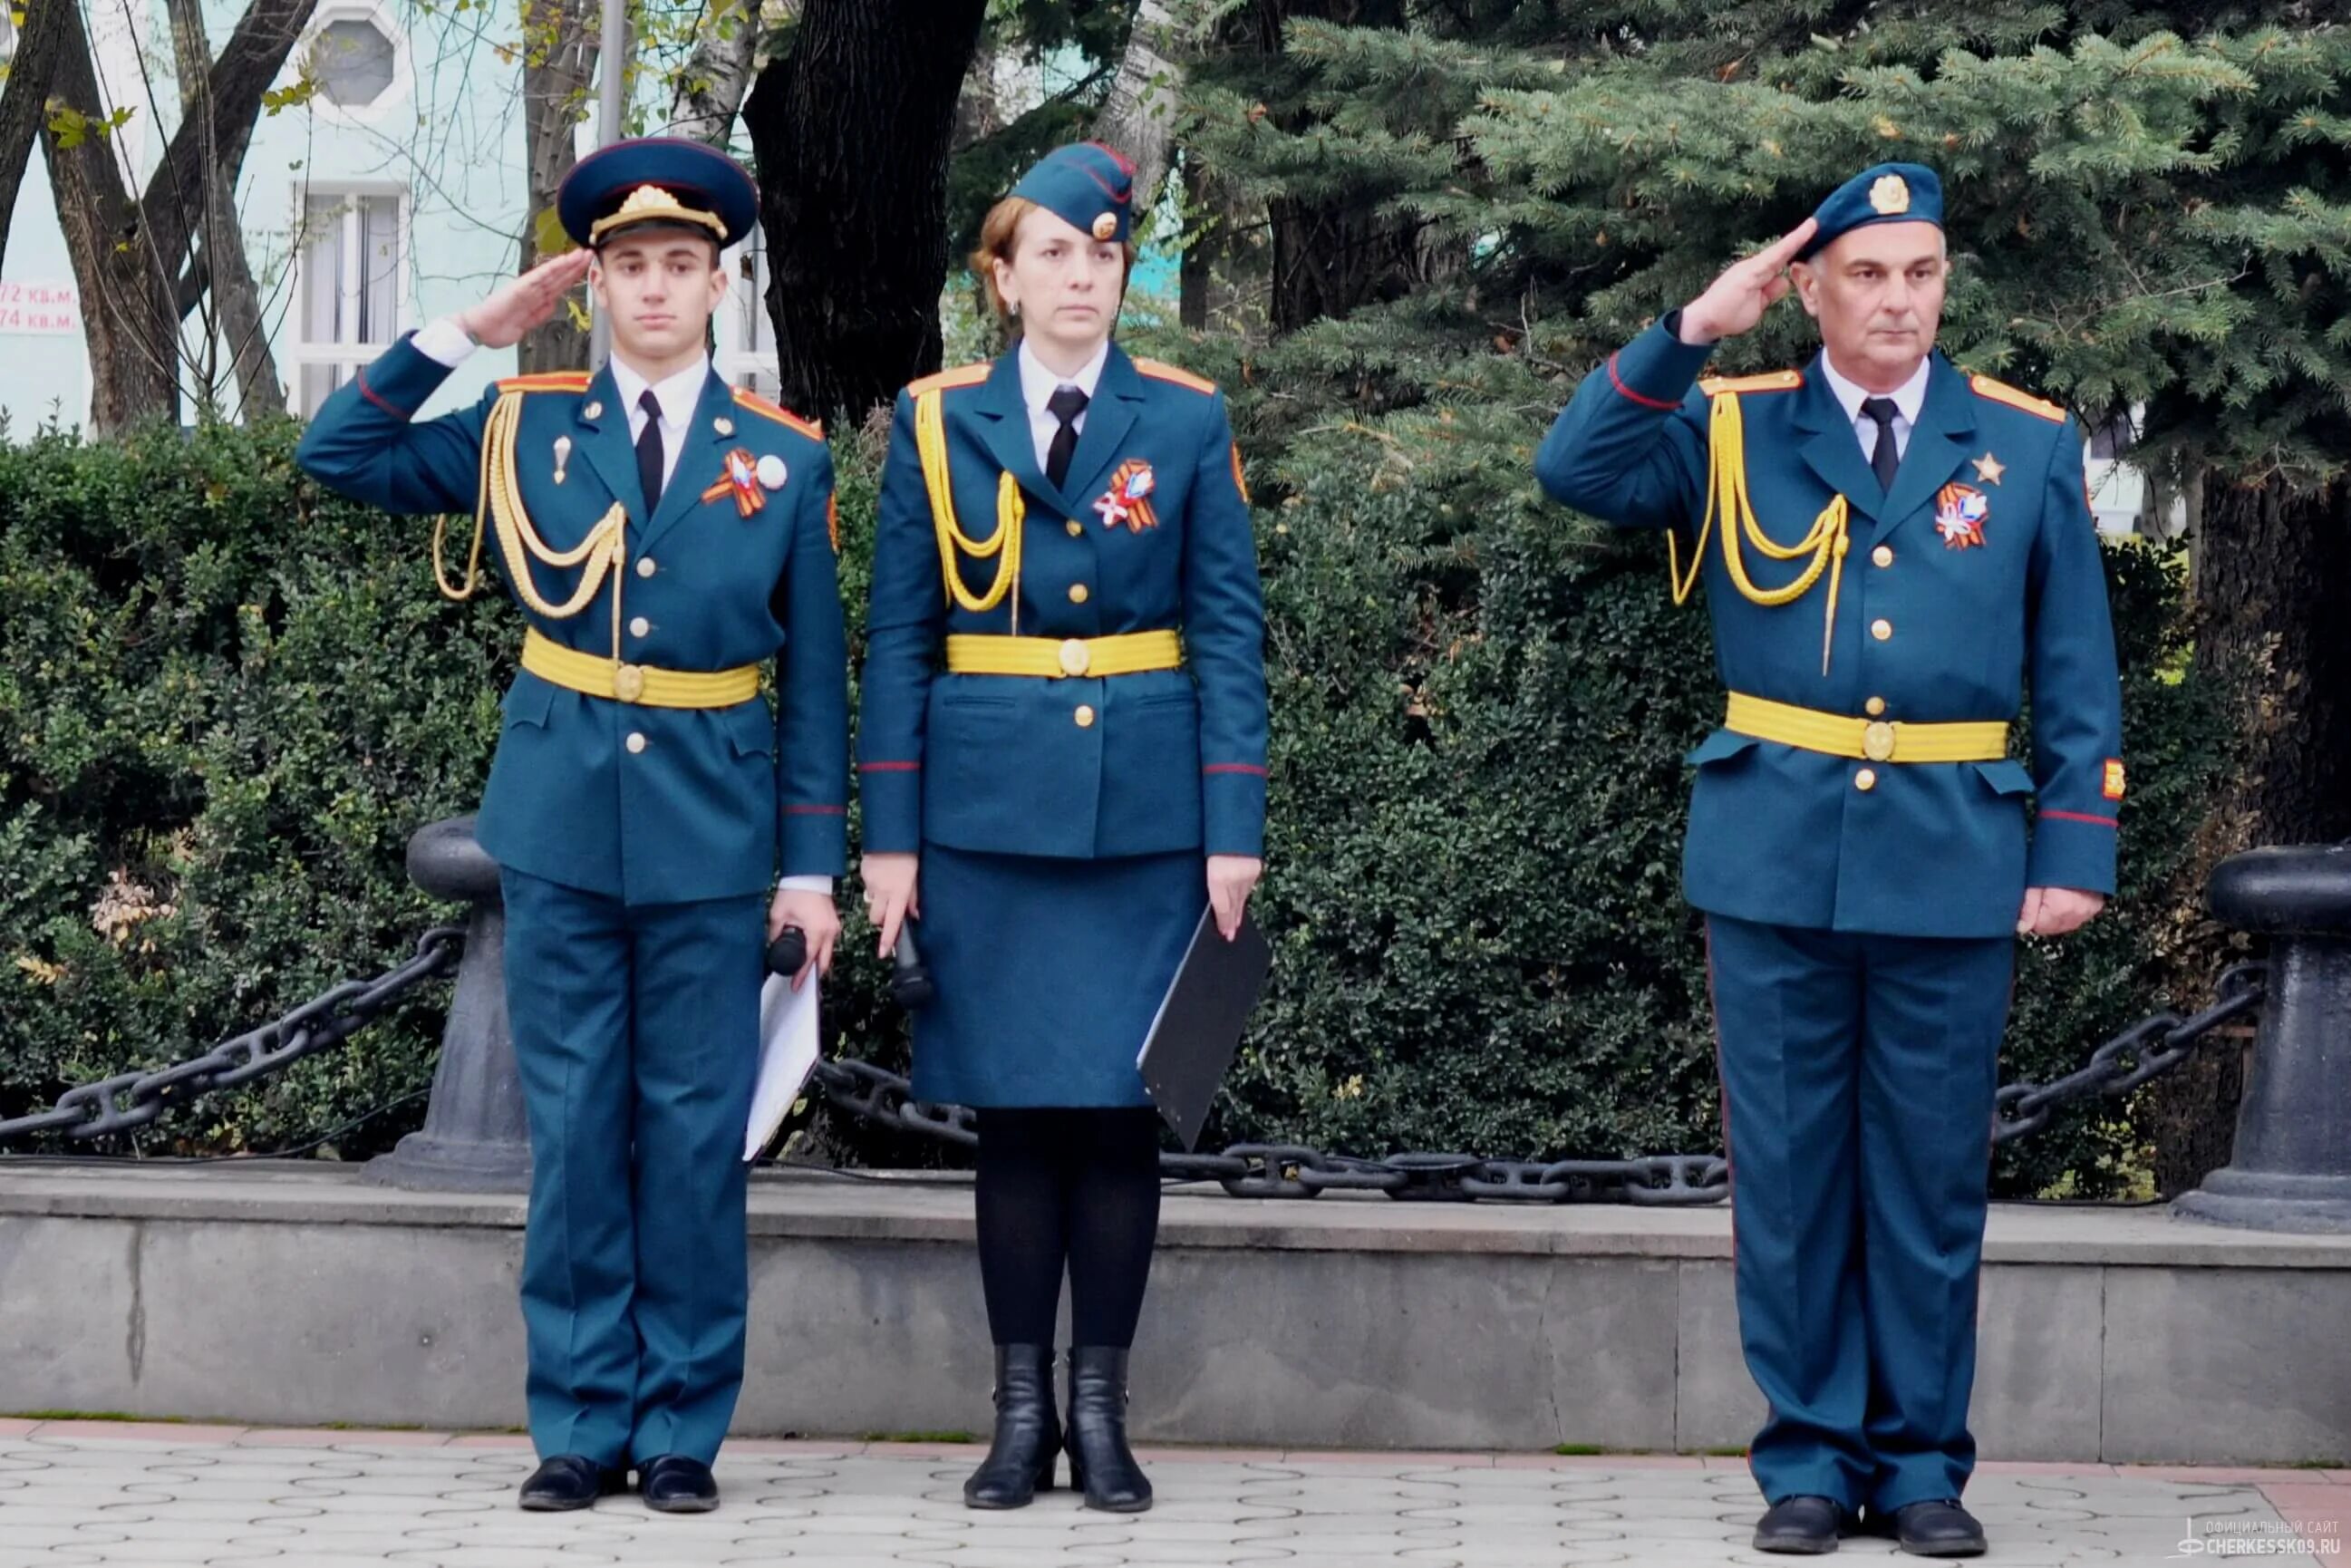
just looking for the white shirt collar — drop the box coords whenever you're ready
[1017,338,1110,419]
[607,353,711,431]
[1817,350,1931,431]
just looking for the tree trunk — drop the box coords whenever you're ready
[165,0,283,419]
[518,0,599,373]
[45,2,179,433]
[665,0,793,145]
[1250,0,1414,333]
[2144,477,2351,1196]
[1092,0,1180,210]
[0,0,74,276]
[742,0,988,428]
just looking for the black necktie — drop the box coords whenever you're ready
[1860,396,1901,493]
[1045,384,1089,489]
[635,388,665,513]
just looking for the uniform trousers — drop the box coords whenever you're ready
[1706,915,2015,1513]
[501,868,764,1467]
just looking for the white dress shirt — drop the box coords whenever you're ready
[1017,337,1110,472]
[1817,351,1930,468]
[409,317,831,901]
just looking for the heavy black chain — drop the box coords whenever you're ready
[801,963,2268,1205]
[1989,960,2266,1144]
[0,935,2266,1205]
[0,926,465,1147]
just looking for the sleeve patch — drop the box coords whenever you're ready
[1230,441,1251,506]
[2103,760,2126,801]
[827,492,840,556]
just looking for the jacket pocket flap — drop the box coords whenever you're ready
[1971,759,2036,798]
[501,677,556,730]
[1685,731,1761,768]
[725,703,775,758]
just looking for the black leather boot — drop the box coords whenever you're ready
[1063,1345,1151,1513]
[963,1344,1060,1509]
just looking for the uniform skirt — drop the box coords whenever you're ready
[910,845,1203,1109]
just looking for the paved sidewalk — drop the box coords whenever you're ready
[0,1423,2343,1567]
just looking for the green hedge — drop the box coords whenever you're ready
[0,408,2230,1193]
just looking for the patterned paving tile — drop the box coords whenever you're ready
[0,1429,2307,1566]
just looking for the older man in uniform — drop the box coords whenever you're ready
[297,139,847,1515]
[1536,165,2124,1556]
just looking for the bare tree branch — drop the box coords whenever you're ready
[0,0,76,275]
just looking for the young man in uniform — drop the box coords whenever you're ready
[298,138,847,1514]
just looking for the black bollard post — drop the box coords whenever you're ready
[362,816,533,1192]
[2173,843,2351,1233]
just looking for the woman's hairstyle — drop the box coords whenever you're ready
[970,195,1137,330]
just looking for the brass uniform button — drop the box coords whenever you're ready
[1854,768,1877,792]
[1872,545,1894,568]
[1074,704,1097,729]
[1069,584,1090,605]
[1066,520,1085,537]
[613,664,647,703]
[1871,618,1893,642]
[637,557,657,578]
[1058,639,1091,677]
[1865,696,1887,717]
[626,731,647,755]
[629,616,651,638]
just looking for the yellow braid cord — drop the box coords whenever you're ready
[1667,389,1853,674]
[916,386,1024,627]
[436,392,629,658]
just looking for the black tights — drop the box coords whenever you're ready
[973,1108,1163,1349]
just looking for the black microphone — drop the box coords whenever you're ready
[891,918,935,1011]
[765,927,808,977]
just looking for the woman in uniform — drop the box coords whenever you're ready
[855,141,1268,1515]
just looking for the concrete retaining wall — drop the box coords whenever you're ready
[1,1164,2345,1463]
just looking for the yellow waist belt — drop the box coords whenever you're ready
[1726,692,2009,764]
[945,631,1184,680]
[520,628,760,709]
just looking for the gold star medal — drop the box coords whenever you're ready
[1972,450,2005,486]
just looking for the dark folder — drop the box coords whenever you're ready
[1137,905,1272,1151]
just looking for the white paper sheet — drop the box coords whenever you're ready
[743,972,821,1162]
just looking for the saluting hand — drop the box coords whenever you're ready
[458,249,595,349]
[1677,218,1820,346]
[1206,856,1263,943]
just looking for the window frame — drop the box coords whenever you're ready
[284,180,414,418]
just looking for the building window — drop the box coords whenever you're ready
[715,223,781,400]
[312,17,398,108]
[291,189,405,418]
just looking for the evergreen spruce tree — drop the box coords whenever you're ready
[1166,2,2346,1191]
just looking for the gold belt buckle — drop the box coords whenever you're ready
[1862,720,1895,762]
[1057,638,1091,678]
[613,663,647,703]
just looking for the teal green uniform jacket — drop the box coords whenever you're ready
[857,344,1268,860]
[1536,320,2124,939]
[295,334,849,904]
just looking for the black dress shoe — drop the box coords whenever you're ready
[1063,1346,1151,1514]
[518,1454,628,1512]
[965,1344,1061,1509]
[1754,1495,1847,1554]
[637,1454,720,1514]
[1891,1499,1988,1557]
